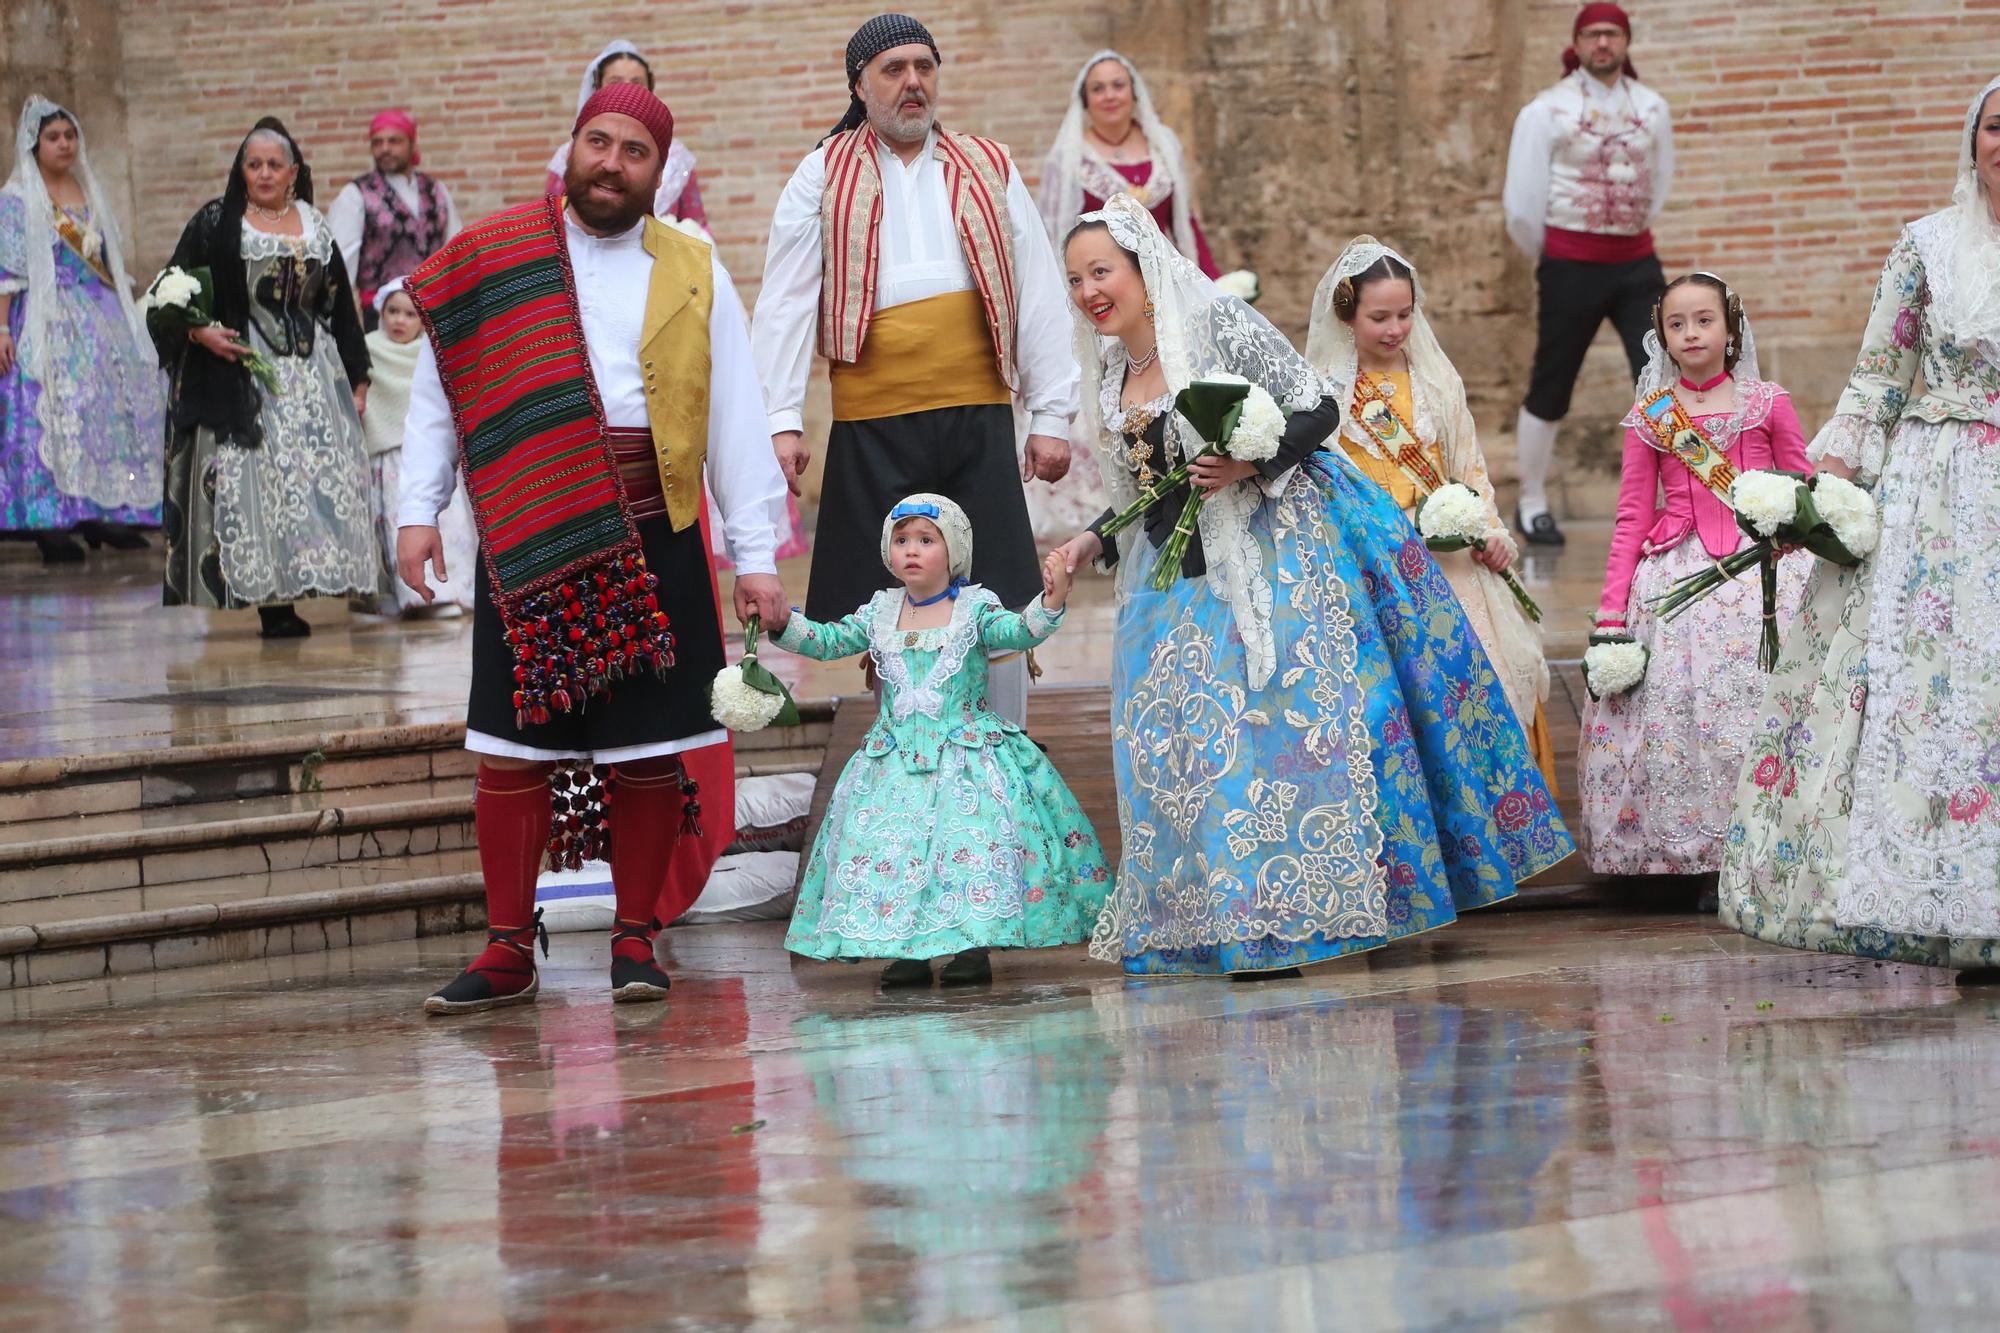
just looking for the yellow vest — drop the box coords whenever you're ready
[637,219,713,534]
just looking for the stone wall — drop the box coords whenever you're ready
[13,0,1995,516]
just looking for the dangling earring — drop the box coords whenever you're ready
[284,180,296,205]
[1726,337,1736,357]
[1143,298,1156,322]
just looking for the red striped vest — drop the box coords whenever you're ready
[817,126,1020,390]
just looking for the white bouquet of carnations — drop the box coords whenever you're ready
[1581,634,1649,700]
[1095,373,1290,591]
[1651,469,1881,670]
[1215,269,1262,304]
[1414,482,1543,622]
[709,614,800,732]
[140,264,281,394]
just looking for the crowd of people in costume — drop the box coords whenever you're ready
[3,4,1997,1007]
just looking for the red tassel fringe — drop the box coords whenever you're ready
[508,551,674,728]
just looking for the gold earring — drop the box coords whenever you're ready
[1143,298,1156,322]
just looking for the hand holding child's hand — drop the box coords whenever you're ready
[1041,550,1073,609]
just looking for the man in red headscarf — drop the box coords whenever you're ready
[396,83,790,1014]
[1501,3,1674,547]
[327,108,463,329]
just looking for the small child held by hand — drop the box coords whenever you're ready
[769,494,1110,987]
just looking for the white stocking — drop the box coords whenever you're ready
[1514,408,1560,521]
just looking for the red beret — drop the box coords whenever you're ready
[573,82,674,158]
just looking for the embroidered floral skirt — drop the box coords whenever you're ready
[162,338,375,610]
[1089,454,1573,976]
[1721,419,2000,966]
[0,257,163,531]
[785,727,1111,961]
[1578,536,1810,876]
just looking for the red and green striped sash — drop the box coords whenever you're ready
[406,198,671,725]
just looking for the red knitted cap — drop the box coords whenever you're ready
[572,82,674,158]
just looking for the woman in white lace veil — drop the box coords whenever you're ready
[543,41,706,230]
[0,95,163,561]
[1305,236,1551,781]
[1023,50,1221,545]
[1571,273,1813,891]
[1052,196,1571,981]
[1035,51,1215,274]
[1718,74,2000,980]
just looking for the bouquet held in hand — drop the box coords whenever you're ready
[710,613,801,733]
[141,264,281,394]
[1414,482,1543,623]
[1096,374,1285,592]
[1648,470,1879,670]
[1581,633,1649,700]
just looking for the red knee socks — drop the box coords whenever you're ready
[608,760,686,963]
[470,762,555,979]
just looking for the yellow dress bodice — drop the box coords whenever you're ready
[1342,370,1443,513]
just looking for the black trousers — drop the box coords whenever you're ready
[1523,254,1665,421]
[465,514,724,757]
[806,403,1039,621]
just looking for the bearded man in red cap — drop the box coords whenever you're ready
[327,109,462,330]
[1502,3,1674,547]
[395,83,791,1014]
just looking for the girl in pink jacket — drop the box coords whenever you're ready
[1577,273,1811,896]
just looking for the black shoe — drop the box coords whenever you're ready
[1230,967,1304,982]
[425,914,549,1015]
[34,532,85,564]
[938,948,992,987]
[1516,508,1566,547]
[74,520,149,551]
[880,957,933,988]
[257,604,313,639]
[609,919,672,1003]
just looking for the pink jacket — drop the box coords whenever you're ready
[1598,381,1809,623]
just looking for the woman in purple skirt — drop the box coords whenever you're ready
[0,97,163,563]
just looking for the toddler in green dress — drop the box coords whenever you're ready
[770,494,1110,987]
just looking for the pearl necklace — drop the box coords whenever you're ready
[246,201,292,224]
[1125,343,1159,374]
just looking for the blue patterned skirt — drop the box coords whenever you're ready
[1094,454,1573,976]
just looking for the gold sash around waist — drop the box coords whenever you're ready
[829,290,1011,422]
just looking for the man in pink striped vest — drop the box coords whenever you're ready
[751,13,1079,728]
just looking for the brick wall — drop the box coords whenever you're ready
[20,0,1995,517]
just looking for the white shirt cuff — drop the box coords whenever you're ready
[1027,412,1069,438]
[767,409,804,436]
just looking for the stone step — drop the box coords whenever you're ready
[0,707,836,825]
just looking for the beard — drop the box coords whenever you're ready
[373,149,411,174]
[563,160,655,233]
[864,89,936,144]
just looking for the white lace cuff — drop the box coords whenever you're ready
[1808,413,1888,483]
[773,610,813,653]
[0,277,25,297]
[1023,597,1066,640]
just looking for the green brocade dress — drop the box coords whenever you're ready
[772,586,1111,961]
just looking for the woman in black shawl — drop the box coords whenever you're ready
[154,117,375,638]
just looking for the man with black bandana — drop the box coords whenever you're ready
[751,13,1078,726]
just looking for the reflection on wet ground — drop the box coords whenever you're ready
[5,912,1996,1328]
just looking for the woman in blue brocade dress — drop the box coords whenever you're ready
[1051,197,1572,979]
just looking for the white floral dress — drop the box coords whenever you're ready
[1720,208,2000,965]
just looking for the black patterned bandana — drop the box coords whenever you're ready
[844,14,940,90]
